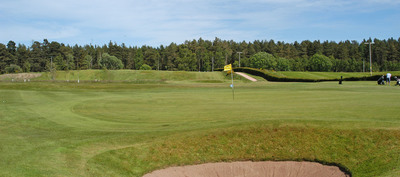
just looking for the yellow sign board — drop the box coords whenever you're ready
[224,64,232,71]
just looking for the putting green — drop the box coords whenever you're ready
[1,81,400,177]
[18,81,400,133]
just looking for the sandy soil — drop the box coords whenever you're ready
[143,161,349,177]
[236,72,257,82]
[0,73,41,80]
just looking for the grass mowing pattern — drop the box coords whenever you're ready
[1,76,400,176]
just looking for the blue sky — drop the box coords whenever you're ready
[1,0,399,47]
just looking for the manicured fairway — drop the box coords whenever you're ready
[1,77,400,176]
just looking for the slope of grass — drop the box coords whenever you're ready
[33,70,240,84]
[88,125,400,177]
[234,67,400,82]
[1,78,400,176]
[3,69,400,83]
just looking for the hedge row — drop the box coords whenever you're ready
[221,67,381,82]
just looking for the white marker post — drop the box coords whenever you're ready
[364,42,374,76]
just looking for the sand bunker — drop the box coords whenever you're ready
[143,161,349,177]
[0,73,41,80]
[236,72,257,82]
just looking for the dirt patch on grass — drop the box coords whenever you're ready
[143,161,349,177]
[236,72,257,82]
[0,73,41,80]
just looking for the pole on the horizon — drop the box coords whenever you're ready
[224,64,234,101]
[365,42,374,76]
[237,52,242,67]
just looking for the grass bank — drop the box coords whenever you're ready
[233,67,400,82]
[34,70,240,83]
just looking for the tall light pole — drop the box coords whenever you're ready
[237,52,242,67]
[364,42,374,76]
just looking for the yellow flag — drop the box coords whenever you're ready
[224,64,232,71]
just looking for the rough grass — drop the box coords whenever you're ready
[1,72,400,177]
[88,125,400,177]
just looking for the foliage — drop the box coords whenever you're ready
[276,57,291,71]
[84,55,93,69]
[308,54,333,71]
[382,60,400,71]
[5,64,22,73]
[22,61,31,72]
[1,37,400,73]
[134,48,144,70]
[98,53,123,70]
[177,45,197,71]
[248,52,277,70]
[139,64,152,70]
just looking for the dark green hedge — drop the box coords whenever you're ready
[219,67,380,82]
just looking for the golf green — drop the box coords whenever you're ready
[1,80,399,177]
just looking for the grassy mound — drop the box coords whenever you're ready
[32,70,240,84]
[88,125,399,177]
[4,69,399,83]
[233,67,400,82]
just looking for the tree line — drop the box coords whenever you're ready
[1,37,400,74]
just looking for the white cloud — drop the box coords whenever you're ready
[1,0,399,46]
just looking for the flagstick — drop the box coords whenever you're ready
[231,70,234,101]
[224,64,234,101]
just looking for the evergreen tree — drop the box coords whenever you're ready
[177,45,196,71]
[16,44,29,69]
[0,37,400,73]
[29,41,45,72]
[134,48,144,70]
[7,41,17,57]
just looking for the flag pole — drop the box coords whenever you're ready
[231,68,234,101]
[224,64,234,101]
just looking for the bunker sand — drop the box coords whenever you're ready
[143,161,349,177]
[236,72,257,82]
